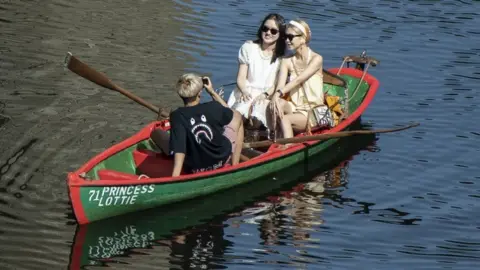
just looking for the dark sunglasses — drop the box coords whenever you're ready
[285,34,303,41]
[261,26,279,35]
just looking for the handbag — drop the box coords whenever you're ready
[309,105,334,128]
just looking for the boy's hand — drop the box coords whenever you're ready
[202,76,215,94]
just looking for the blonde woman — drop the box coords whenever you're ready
[269,19,324,139]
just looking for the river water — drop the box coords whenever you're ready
[1,0,479,269]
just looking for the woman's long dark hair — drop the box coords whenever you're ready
[255,13,286,64]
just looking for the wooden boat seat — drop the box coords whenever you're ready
[322,69,347,87]
[133,149,174,178]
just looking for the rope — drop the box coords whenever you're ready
[336,58,348,75]
[335,60,372,118]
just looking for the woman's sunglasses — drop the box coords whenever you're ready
[261,26,279,35]
[286,34,303,41]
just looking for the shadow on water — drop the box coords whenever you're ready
[0,101,10,129]
[0,138,39,214]
[68,120,377,269]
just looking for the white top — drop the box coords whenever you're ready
[227,41,280,125]
[238,40,280,91]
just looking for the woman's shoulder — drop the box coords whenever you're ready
[310,50,323,62]
[280,54,294,65]
[239,40,259,51]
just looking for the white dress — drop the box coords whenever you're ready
[227,41,280,126]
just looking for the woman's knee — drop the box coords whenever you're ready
[288,114,308,131]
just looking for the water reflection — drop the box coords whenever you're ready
[68,127,375,269]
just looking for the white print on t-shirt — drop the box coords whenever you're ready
[190,115,213,144]
[191,160,223,173]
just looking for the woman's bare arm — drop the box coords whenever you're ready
[281,54,323,95]
[236,63,249,96]
[273,59,290,95]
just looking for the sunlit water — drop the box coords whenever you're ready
[1,0,479,269]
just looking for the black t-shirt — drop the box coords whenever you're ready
[169,101,234,173]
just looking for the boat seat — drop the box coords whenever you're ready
[97,169,139,181]
[322,69,347,87]
[133,149,174,178]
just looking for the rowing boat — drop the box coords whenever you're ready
[67,65,380,225]
[67,66,379,224]
[69,132,374,268]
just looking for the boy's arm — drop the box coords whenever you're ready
[203,77,228,107]
[172,153,185,177]
[169,111,186,177]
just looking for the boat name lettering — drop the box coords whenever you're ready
[88,184,155,206]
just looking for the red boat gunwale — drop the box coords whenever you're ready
[67,68,379,224]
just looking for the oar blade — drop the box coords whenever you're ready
[64,52,117,91]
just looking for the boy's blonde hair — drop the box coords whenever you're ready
[175,73,203,98]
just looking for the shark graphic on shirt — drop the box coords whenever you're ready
[189,114,213,144]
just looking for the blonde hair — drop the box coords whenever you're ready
[288,19,311,43]
[175,73,203,98]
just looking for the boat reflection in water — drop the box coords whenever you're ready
[68,121,376,269]
[251,164,348,248]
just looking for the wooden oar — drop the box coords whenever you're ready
[243,123,419,149]
[64,52,170,119]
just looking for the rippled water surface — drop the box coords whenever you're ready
[1,0,479,269]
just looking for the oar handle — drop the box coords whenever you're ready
[243,123,419,149]
[65,52,167,117]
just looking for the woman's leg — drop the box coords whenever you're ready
[279,113,307,139]
[288,113,309,134]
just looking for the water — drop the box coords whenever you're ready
[1,0,479,269]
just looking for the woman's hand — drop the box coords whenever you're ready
[240,91,252,102]
[216,86,225,99]
[248,93,267,117]
[252,92,267,104]
[269,91,278,111]
[269,91,283,120]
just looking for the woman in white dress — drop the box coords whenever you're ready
[227,13,286,128]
